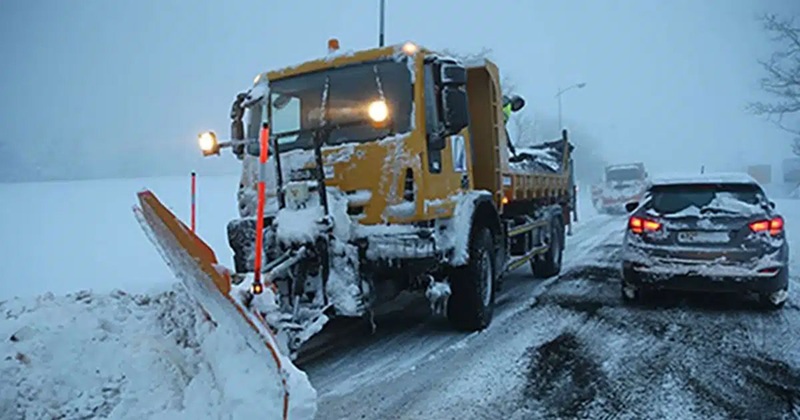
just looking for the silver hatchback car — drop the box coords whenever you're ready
[620,173,789,309]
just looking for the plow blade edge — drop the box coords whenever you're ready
[133,189,316,420]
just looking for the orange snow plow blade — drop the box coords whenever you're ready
[135,190,231,295]
[133,189,302,420]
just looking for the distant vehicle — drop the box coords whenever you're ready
[620,172,789,309]
[747,164,772,185]
[591,163,650,214]
[782,157,800,184]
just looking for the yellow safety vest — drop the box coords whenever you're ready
[502,103,512,123]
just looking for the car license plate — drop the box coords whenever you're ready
[677,231,729,244]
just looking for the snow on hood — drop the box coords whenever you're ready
[238,133,411,219]
[0,286,317,420]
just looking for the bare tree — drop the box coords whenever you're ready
[748,14,800,156]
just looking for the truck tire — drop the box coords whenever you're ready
[447,226,495,331]
[227,219,256,273]
[532,217,563,278]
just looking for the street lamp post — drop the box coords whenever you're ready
[555,82,585,236]
[556,82,586,129]
[378,0,386,47]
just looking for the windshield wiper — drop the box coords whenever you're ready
[699,206,736,214]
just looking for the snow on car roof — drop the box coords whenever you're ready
[650,172,759,186]
[607,163,643,170]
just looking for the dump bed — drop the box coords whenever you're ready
[463,59,573,206]
[505,135,573,201]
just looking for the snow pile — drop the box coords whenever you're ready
[0,286,316,420]
[275,205,326,243]
[277,185,363,309]
[509,147,561,173]
[508,137,572,175]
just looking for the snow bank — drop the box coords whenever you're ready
[0,285,316,420]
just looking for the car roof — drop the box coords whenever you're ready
[650,172,759,187]
[607,163,643,170]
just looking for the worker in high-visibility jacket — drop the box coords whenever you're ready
[502,94,526,155]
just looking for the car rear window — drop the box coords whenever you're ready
[648,183,764,214]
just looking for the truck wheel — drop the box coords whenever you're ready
[447,226,495,331]
[227,219,255,273]
[532,217,563,278]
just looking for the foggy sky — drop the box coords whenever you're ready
[1,0,799,183]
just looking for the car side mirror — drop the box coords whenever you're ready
[625,201,639,213]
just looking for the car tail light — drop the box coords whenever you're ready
[749,216,784,236]
[629,216,661,234]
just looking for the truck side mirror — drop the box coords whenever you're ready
[440,63,467,84]
[442,86,469,135]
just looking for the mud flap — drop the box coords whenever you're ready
[133,190,312,419]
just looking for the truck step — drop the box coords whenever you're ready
[505,244,548,272]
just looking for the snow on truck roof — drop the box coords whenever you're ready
[650,172,759,186]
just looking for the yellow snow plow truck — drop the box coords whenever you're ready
[135,40,575,358]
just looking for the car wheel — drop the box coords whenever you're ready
[621,270,645,304]
[758,289,787,310]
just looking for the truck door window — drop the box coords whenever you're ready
[271,96,301,146]
[423,63,442,173]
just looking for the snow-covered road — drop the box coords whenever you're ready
[2,175,799,419]
[302,209,800,420]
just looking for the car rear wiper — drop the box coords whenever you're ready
[699,206,736,214]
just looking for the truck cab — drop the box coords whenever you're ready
[199,40,575,355]
[591,163,650,214]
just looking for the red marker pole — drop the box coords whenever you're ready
[251,105,270,295]
[191,171,197,233]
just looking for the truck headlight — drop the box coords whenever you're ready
[368,100,389,123]
[198,131,219,156]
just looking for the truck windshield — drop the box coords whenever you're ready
[268,58,413,152]
[607,168,643,182]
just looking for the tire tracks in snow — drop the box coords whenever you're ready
[520,239,800,419]
[304,214,627,419]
